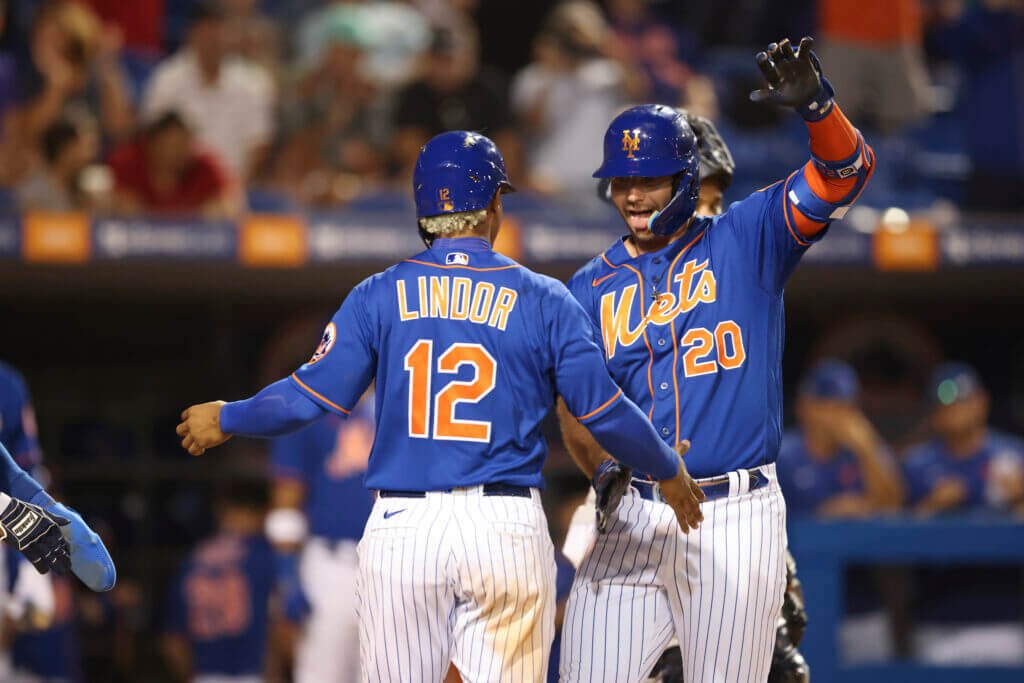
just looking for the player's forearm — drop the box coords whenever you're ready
[0,440,45,503]
[581,395,679,480]
[219,379,325,438]
[851,448,904,510]
[556,398,610,479]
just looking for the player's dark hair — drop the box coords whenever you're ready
[41,117,80,164]
[215,478,269,512]
[189,0,224,26]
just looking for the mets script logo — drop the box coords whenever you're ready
[309,322,336,364]
[600,259,717,358]
[622,130,641,159]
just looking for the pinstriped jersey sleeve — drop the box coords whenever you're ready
[289,279,378,417]
[722,179,827,294]
[546,285,623,424]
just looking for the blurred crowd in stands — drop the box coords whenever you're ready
[0,0,1021,219]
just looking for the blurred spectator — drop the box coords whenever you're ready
[266,19,385,205]
[778,359,904,519]
[294,1,430,89]
[0,0,19,134]
[15,114,98,211]
[391,26,515,181]
[84,0,164,55]
[162,480,275,683]
[817,0,932,132]
[221,0,280,79]
[904,362,1024,516]
[142,2,274,180]
[108,110,240,218]
[941,0,1024,210]
[12,572,81,682]
[3,0,133,181]
[511,1,636,197]
[604,0,717,115]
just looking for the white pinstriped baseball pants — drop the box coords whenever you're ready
[560,464,788,683]
[356,486,557,683]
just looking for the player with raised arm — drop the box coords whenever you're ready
[177,130,703,682]
[556,36,874,682]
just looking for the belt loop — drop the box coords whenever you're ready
[737,468,751,495]
[727,471,741,497]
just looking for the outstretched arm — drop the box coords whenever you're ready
[177,379,326,456]
[751,36,875,239]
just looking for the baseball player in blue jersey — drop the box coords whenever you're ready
[0,364,116,593]
[904,363,1024,515]
[777,359,903,519]
[554,37,875,682]
[177,130,705,682]
[268,394,375,683]
[163,481,276,683]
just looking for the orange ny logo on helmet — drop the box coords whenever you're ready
[621,130,641,159]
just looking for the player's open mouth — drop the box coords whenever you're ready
[626,209,654,232]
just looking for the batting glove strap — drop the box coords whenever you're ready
[0,498,71,576]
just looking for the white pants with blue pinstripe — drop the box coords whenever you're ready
[560,464,787,683]
[356,486,557,683]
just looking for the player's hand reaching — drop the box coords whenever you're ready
[0,495,71,576]
[657,440,705,532]
[593,459,632,534]
[176,401,232,456]
[750,36,835,120]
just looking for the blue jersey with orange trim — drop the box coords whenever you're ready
[289,237,629,491]
[776,429,865,517]
[903,430,1024,513]
[270,401,374,540]
[567,180,825,479]
[0,362,41,470]
[164,532,275,676]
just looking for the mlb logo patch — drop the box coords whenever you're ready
[446,252,469,266]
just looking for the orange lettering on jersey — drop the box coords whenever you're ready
[469,282,496,324]
[601,285,646,359]
[600,259,719,357]
[450,277,471,320]
[429,276,450,319]
[488,287,518,331]
[396,280,419,321]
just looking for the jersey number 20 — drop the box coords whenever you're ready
[404,340,496,443]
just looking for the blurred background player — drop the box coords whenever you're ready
[902,362,1024,665]
[268,391,374,683]
[10,567,80,683]
[0,362,43,477]
[777,359,904,664]
[162,479,275,683]
[0,547,57,682]
[778,358,903,519]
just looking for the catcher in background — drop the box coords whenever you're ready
[574,109,812,683]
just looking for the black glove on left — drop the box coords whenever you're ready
[593,459,632,534]
[750,36,835,121]
[0,497,71,576]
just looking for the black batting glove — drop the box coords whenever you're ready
[593,459,632,534]
[0,497,72,576]
[750,36,835,121]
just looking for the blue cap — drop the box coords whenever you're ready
[930,362,983,406]
[799,359,860,401]
[593,105,701,237]
[413,131,515,220]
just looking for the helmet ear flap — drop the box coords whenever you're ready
[648,165,701,237]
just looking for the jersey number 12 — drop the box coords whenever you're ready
[403,340,496,443]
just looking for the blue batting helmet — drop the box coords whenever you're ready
[413,131,514,221]
[594,104,700,236]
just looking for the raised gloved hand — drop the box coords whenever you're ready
[275,551,312,623]
[750,36,835,121]
[593,459,632,534]
[0,494,70,576]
